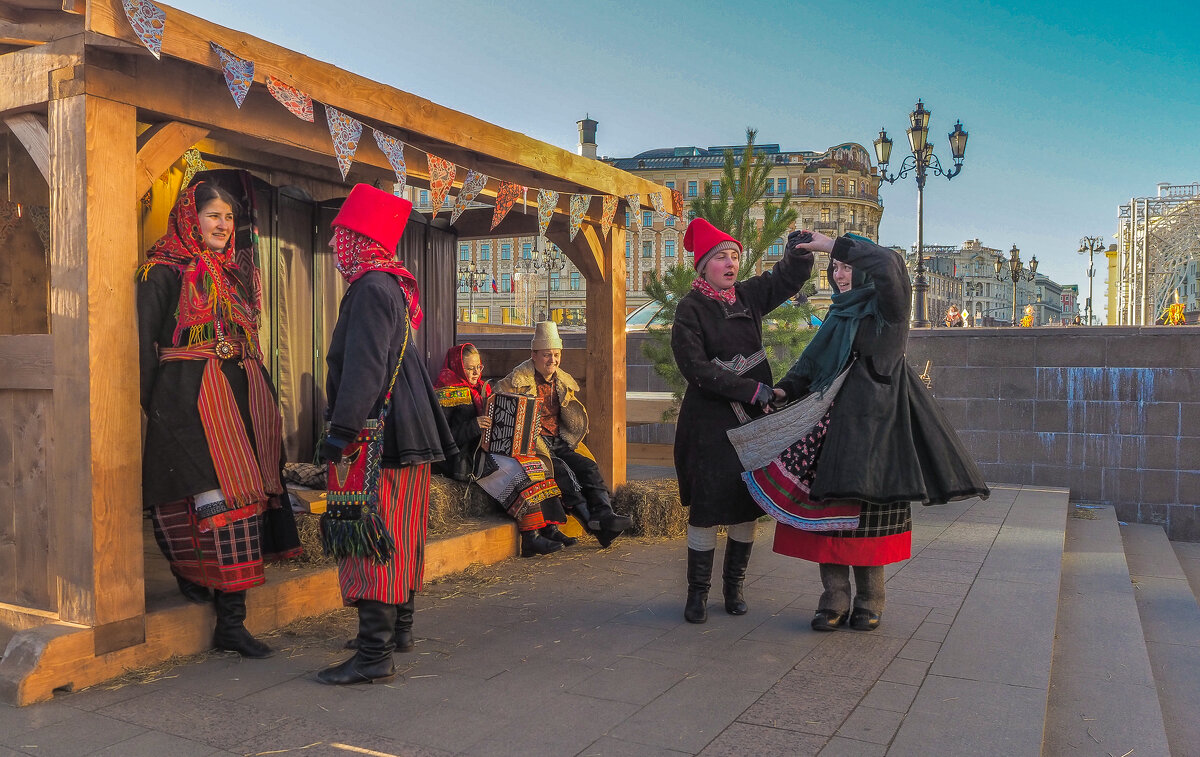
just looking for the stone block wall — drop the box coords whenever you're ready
[907,326,1200,541]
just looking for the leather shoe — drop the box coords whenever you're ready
[540,525,577,546]
[849,608,880,631]
[520,531,564,557]
[811,609,847,632]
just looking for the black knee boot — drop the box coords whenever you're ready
[684,548,715,624]
[213,590,274,658]
[722,539,753,616]
[395,595,415,653]
[318,600,397,685]
[174,573,212,604]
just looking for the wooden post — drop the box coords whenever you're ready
[48,93,145,652]
[581,224,627,489]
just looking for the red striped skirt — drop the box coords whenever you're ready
[337,463,431,605]
[151,498,266,592]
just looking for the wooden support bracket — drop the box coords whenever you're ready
[3,113,50,183]
[134,121,210,199]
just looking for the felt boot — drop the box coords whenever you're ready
[722,538,753,616]
[850,565,885,631]
[319,600,397,685]
[684,548,715,624]
[812,563,851,631]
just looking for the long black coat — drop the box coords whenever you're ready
[325,271,458,468]
[777,236,989,505]
[137,264,276,508]
[672,249,815,527]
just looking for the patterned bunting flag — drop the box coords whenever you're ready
[537,189,559,238]
[122,0,165,59]
[324,106,363,180]
[265,75,314,122]
[427,154,456,216]
[450,170,489,225]
[569,194,590,241]
[490,181,524,230]
[180,148,207,189]
[372,130,407,192]
[209,42,254,108]
[625,194,640,230]
[649,191,666,221]
[600,195,619,239]
[671,188,685,219]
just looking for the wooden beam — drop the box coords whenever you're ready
[4,112,49,182]
[0,335,53,390]
[133,120,208,199]
[0,33,82,113]
[48,93,144,633]
[0,8,84,45]
[83,0,673,207]
[580,223,627,490]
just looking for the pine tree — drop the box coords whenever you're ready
[641,128,819,419]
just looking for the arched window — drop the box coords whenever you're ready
[805,178,815,195]
[836,179,845,196]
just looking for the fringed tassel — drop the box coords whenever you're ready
[319,507,395,564]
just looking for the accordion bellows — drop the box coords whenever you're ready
[482,392,543,457]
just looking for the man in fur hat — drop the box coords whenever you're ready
[497,321,634,547]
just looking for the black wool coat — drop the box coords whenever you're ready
[776,236,990,505]
[137,264,277,508]
[325,271,458,468]
[433,398,496,481]
[672,249,815,527]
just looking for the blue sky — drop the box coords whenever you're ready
[169,0,1200,313]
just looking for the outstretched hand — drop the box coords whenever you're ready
[789,229,835,254]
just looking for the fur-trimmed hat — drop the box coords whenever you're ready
[531,321,563,350]
[331,184,414,251]
[683,217,742,271]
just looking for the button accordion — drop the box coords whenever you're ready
[481,392,543,457]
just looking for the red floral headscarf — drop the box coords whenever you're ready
[139,183,261,351]
[333,226,424,329]
[434,343,491,414]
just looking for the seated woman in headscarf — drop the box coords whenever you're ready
[433,343,575,557]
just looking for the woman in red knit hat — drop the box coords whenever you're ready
[317,183,458,685]
[671,218,814,623]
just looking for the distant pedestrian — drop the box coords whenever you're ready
[944,304,964,327]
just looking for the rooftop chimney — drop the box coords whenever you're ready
[577,116,598,159]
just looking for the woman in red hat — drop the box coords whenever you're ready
[671,218,814,623]
[137,181,301,659]
[317,183,458,685]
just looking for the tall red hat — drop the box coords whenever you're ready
[683,217,741,271]
[332,184,414,251]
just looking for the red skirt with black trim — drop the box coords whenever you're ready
[773,500,912,566]
[337,463,431,605]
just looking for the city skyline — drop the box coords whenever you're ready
[169,0,1200,320]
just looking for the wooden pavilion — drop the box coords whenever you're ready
[0,0,674,704]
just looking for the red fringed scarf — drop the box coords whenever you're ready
[334,226,424,329]
[434,343,491,414]
[692,275,737,305]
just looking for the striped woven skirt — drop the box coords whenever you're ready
[151,498,266,592]
[337,463,431,605]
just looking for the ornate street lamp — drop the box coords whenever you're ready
[993,244,1038,326]
[1078,236,1105,325]
[874,100,969,328]
[517,237,567,323]
[457,261,487,323]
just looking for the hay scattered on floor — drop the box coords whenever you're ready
[614,478,687,539]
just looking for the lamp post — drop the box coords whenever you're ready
[457,261,487,323]
[517,236,566,323]
[1078,235,1104,325]
[993,244,1038,326]
[873,100,969,328]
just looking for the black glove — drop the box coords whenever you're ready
[787,229,814,251]
[318,437,348,465]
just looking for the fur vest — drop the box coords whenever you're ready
[496,359,589,456]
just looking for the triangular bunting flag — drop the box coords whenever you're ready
[450,170,489,225]
[537,189,559,238]
[209,42,254,108]
[671,189,685,219]
[324,105,363,180]
[372,130,407,192]
[649,191,666,221]
[569,194,590,241]
[625,194,640,230]
[122,0,165,59]
[265,75,314,122]
[491,181,524,230]
[427,154,456,216]
[600,195,619,239]
[180,148,207,189]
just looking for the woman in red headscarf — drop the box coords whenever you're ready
[317,184,458,686]
[433,343,573,557]
[137,181,301,659]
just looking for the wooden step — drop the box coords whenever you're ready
[1042,506,1168,756]
[1121,523,1200,756]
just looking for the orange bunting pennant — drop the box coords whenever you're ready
[427,154,456,216]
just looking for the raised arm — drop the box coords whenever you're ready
[829,235,911,324]
[736,243,816,316]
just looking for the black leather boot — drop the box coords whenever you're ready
[586,495,634,548]
[722,538,753,616]
[521,529,564,557]
[212,590,274,658]
[395,595,415,653]
[318,600,397,685]
[174,573,212,604]
[540,524,577,546]
[684,548,715,624]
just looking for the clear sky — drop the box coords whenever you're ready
[168,0,1200,315]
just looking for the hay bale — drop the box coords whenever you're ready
[428,475,495,536]
[613,478,687,539]
[292,512,335,565]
